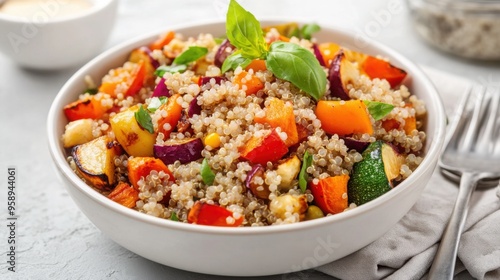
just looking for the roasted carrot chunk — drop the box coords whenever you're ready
[318,42,341,68]
[127,157,175,190]
[315,100,373,136]
[403,116,416,135]
[362,56,407,88]
[188,201,243,227]
[245,59,267,72]
[382,119,400,132]
[234,70,264,95]
[156,94,183,138]
[278,35,290,42]
[126,60,146,96]
[98,61,146,97]
[382,104,417,135]
[63,96,106,121]
[296,123,311,144]
[254,98,299,147]
[310,175,349,214]
[149,31,175,51]
[108,182,139,208]
[129,48,156,86]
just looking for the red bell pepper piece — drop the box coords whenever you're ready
[240,129,289,165]
[188,201,243,227]
[63,96,106,121]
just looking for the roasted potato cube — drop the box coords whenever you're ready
[72,136,122,190]
[276,155,301,190]
[62,119,97,148]
[270,194,307,221]
[110,105,155,157]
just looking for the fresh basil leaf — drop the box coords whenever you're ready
[221,52,252,73]
[226,0,267,59]
[134,106,154,134]
[200,158,216,185]
[155,46,208,77]
[173,46,208,65]
[154,64,187,77]
[300,23,320,40]
[170,212,179,221]
[214,37,226,45]
[299,151,313,193]
[147,96,167,113]
[84,88,98,95]
[267,41,326,101]
[364,100,395,121]
[287,26,300,38]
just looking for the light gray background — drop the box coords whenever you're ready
[1,0,499,279]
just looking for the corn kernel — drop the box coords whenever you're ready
[204,133,221,148]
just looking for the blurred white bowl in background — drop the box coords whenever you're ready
[0,0,118,70]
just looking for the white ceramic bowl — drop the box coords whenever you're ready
[0,0,118,70]
[47,20,446,276]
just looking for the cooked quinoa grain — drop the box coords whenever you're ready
[63,24,427,227]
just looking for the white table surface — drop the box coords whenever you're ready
[1,0,499,279]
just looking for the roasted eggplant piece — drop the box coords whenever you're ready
[154,138,204,165]
[72,136,122,190]
[328,50,358,100]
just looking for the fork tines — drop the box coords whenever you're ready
[452,84,500,156]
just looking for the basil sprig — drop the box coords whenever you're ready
[221,52,252,73]
[224,0,326,100]
[147,96,167,113]
[364,100,395,121]
[266,42,326,101]
[200,158,216,185]
[299,151,313,193]
[155,46,208,77]
[170,212,179,221]
[300,23,321,40]
[84,88,98,95]
[134,106,154,133]
[173,46,208,65]
[154,65,187,77]
[226,0,267,59]
[286,23,320,39]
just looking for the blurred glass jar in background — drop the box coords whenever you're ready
[407,0,500,60]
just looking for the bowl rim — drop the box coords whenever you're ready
[47,18,447,235]
[0,0,117,23]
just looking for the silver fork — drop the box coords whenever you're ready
[428,84,500,280]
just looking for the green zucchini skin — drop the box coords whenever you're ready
[348,140,391,206]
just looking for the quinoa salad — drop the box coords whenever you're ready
[61,0,426,227]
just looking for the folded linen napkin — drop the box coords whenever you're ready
[315,67,500,280]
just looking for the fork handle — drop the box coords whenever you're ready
[428,172,480,280]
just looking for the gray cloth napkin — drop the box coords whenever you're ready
[315,67,500,280]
